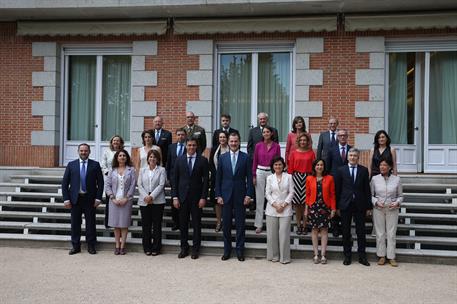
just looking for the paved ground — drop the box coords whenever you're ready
[0,247,456,304]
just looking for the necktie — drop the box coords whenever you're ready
[155,131,160,143]
[341,146,346,161]
[231,153,236,174]
[188,156,193,174]
[351,166,356,183]
[331,132,336,144]
[178,143,183,156]
[80,160,87,192]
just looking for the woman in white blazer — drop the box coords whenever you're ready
[137,149,167,255]
[265,156,295,264]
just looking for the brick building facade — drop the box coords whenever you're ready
[0,2,456,172]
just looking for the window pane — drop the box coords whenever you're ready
[220,54,252,141]
[257,52,290,141]
[68,56,96,141]
[429,51,457,145]
[101,56,131,141]
[388,52,416,144]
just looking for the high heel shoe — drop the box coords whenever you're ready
[215,223,222,232]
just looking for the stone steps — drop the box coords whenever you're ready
[0,168,456,263]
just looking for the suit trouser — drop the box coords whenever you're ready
[255,169,271,228]
[140,204,165,253]
[373,206,399,259]
[171,205,180,227]
[222,199,246,256]
[266,215,291,263]
[179,200,202,253]
[341,202,367,258]
[71,194,97,249]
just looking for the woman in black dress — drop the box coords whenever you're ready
[369,130,397,178]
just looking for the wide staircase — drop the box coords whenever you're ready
[0,168,456,263]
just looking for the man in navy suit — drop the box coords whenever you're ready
[326,129,351,237]
[317,117,339,161]
[211,114,239,148]
[166,128,187,231]
[335,147,372,266]
[61,143,104,255]
[171,137,209,259]
[149,115,173,167]
[216,132,254,261]
[326,129,351,176]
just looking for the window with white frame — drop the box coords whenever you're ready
[216,43,294,142]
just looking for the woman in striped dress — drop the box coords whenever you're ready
[288,132,315,235]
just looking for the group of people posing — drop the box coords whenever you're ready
[62,112,403,267]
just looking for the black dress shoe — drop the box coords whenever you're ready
[151,251,160,256]
[343,257,352,265]
[171,225,179,231]
[87,247,97,255]
[178,251,189,259]
[69,248,81,255]
[359,258,370,266]
[191,253,199,260]
[221,255,230,261]
[237,255,245,262]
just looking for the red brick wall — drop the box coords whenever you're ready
[0,22,455,167]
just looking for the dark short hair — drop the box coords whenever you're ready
[379,156,394,168]
[262,125,274,134]
[141,130,155,146]
[291,116,307,133]
[78,143,90,151]
[374,130,391,149]
[311,159,329,176]
[228,132,240,141]
[221,114,231,120]
[270,156,286,173]
[112,149,133,168]
[176,127,187,135]
[147,149,161,165]
[186,137,198,145]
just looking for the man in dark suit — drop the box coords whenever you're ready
[247,112,279,159]
[317,117,339,161]
[327,129,351,177]
[149,115,172,167]
[171,137,209,259]
[335,147,372,266]
[61,143,104,255]
[166,128,187,231]
[216,132,254,261]
[183,111,206,154]
[326,129,351,237]
[211,114,239,148]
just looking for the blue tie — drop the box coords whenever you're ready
[188,156,193,175]
[155,131,160,144]
[231,153,236,175]
[178,143,183,156]
[80,160,87,192]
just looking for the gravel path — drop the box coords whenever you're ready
[0,247,456,304]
